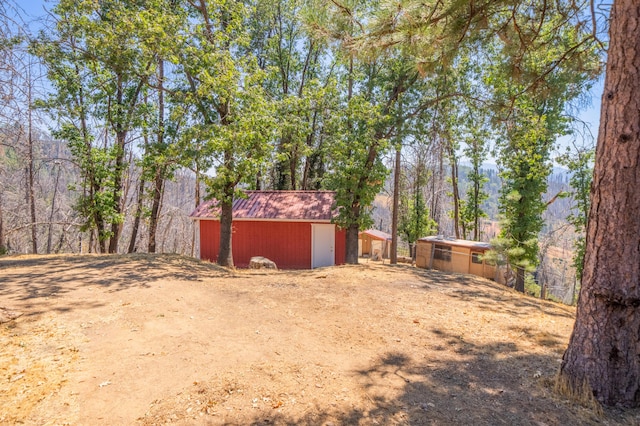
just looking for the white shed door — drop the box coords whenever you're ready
[311,224,335,268]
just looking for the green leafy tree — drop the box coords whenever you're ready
[35,0,162,253]
[460,125,490,241]
[175,0,276,267]
[247,0,333,190]
[324,95,389,262]
[557,142,594,296]
[399,188,436,259]
[316,0,424,264]
[487,5,600,292]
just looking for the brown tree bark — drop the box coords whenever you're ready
[216,116,235,268]
[345,223,359,264]
[560,0,640,407]
[514,265,525,294]
[217,196,234,268]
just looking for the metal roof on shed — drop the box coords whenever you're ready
[190,190,338,221]
[418,236,492,250]
[359,229,392,241]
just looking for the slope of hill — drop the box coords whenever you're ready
[1,255,636,424]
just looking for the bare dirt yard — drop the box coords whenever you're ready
[1,254,639,425]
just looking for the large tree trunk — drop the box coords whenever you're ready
[345,223,359,264]
[560,0,640,407]
[191,165,201,258]
[514,265,525,293]
[217,197,234,268]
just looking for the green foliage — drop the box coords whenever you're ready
[459,106,491,240]
[32,0,176,251]
[485,4,601,288]
[324,95,389,230]
[496,108,554,273]
[53,123,120,242]
[524,273,541,298]
[245,0,334,190]
[557,144,594,282]
[399,189,436,245]
[21,0,604,266]
[174,0,277,205]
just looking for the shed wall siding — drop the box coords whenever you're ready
[361,235,372,255]
[415,240,498,281]
[199,220,346,269]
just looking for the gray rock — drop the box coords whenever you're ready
[249,256,278,270]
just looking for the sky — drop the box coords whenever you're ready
[15,0,608,155]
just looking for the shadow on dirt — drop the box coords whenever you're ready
[386,263,576,320]
[0,254,229,316]
[236,343,636,426]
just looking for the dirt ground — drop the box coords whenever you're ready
[1,254,638,425]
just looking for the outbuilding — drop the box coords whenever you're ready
[358,229,391,259]
[415,236,501,282]
[190,191,346,269]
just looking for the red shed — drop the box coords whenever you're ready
[190,191,346,269]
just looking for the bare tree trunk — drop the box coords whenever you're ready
[128,173,145,253]
[148,59,166,254]
[390,147,401,264]
[148,169,165,253]
[216,132,235,267]
[560,0,640,407]
[108,130,126,254]
[160,213,173,254]
[448,144,461,239]
[27,87,38,254]
[25,164,37,254]
[46,162,62,254]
